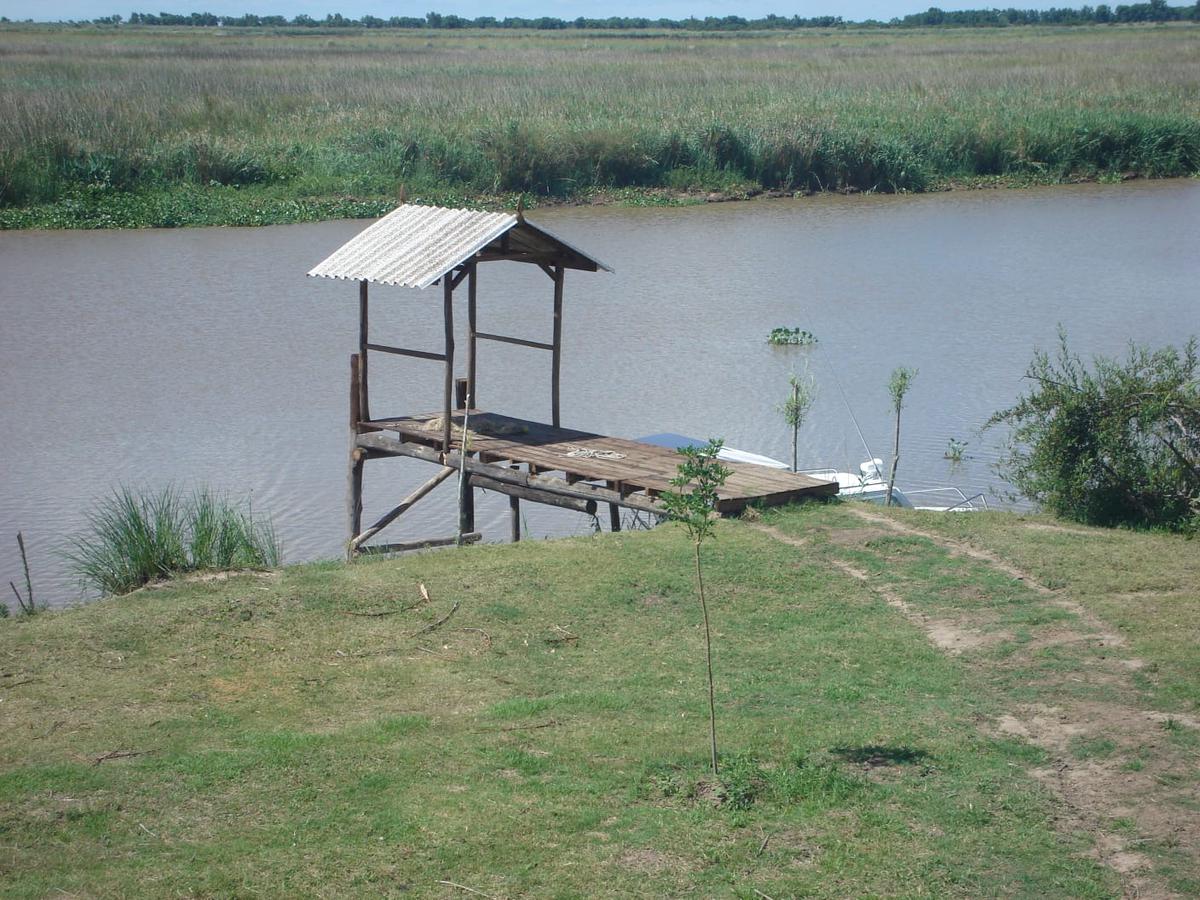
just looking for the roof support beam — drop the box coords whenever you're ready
[551,265,564,428]
[466,261,478,411]
[442,274,455,453]
[358,280,370,421]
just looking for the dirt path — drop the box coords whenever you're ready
[750,513,1200,899]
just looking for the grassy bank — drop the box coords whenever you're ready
[1,504,1197,895]
[1,24,1198,228]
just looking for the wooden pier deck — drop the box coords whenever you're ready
[359,410,838,514]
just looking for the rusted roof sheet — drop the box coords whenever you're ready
[307,203,611,290]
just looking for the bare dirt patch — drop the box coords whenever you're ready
[998,700,1199,898]
[843,506,1054,593]
[1020,521,1104,538]
[842,507,1140,658]
[825,556,1007,655]
[747,523,809,549]
[618,848,693,875]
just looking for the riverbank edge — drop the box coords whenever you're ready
[3,170,1195,231]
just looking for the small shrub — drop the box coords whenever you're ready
[66,487,280,596]
[988,331,1199,532]
[719,753,768,809]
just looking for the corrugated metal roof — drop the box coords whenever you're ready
[307,203,611,290]
[308,205,516,289]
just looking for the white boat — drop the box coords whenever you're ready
[798,458,988,512]
[637,435,987,513]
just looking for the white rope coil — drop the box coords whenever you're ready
[561,445,626,461]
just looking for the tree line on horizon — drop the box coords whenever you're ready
[44,1,1200,30]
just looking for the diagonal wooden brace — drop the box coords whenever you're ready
[350,466,456,553]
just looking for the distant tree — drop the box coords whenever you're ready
[989,331,1199,531]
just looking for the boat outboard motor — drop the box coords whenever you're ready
[860,458,885,482]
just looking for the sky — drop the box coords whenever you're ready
[0,1,1130,25]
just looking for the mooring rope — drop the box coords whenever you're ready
[560,445,627,461]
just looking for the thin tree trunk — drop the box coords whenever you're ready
[887,409,901,507]
[17,532,32,612]
[694,539,719,777]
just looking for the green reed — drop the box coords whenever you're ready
[2,24,1197,226]
[66,487,281,596]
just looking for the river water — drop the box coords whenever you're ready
[2,179,1198,607]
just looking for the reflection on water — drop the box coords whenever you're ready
[2,179,1198,605]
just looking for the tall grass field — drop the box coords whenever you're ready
[1,23,1198,227]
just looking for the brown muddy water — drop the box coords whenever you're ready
[2,180,1198,607]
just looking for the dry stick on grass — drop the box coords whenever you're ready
[470,719,562,734]
[345,582,435,617]
[544,625,578,645]
[755,830,774,857]
[92,749,157,766]
[408,600,460,637]
[436,880,499,899]
[460,627,492,648]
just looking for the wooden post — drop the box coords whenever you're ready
[442,272,455,453]
[467,261,478,410]
[510,495,521,543]
[455,378,469,411]
[348,353,364,557]
[606,480,621,532]
[358,279,370,421]
[459,471,475,536]
[551,266,563,428]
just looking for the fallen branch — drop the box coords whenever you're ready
[0,678,34,690]
[92,749,157,766]
[436,880,499,899]
[471,719,561,734]
[460,627,492,648]
[544,625,578,645]
[409,600,460,637]
[345,584,435,618]
[755,830,774,857]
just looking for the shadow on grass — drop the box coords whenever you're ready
[831,745,931,768]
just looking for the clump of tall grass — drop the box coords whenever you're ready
[66,487,281,596]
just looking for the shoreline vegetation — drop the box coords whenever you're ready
[2,23,1198,229]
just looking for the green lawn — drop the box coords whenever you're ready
[1,504,1196,896]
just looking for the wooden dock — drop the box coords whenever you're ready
[310,202,837,556]
[357,410,837,515]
